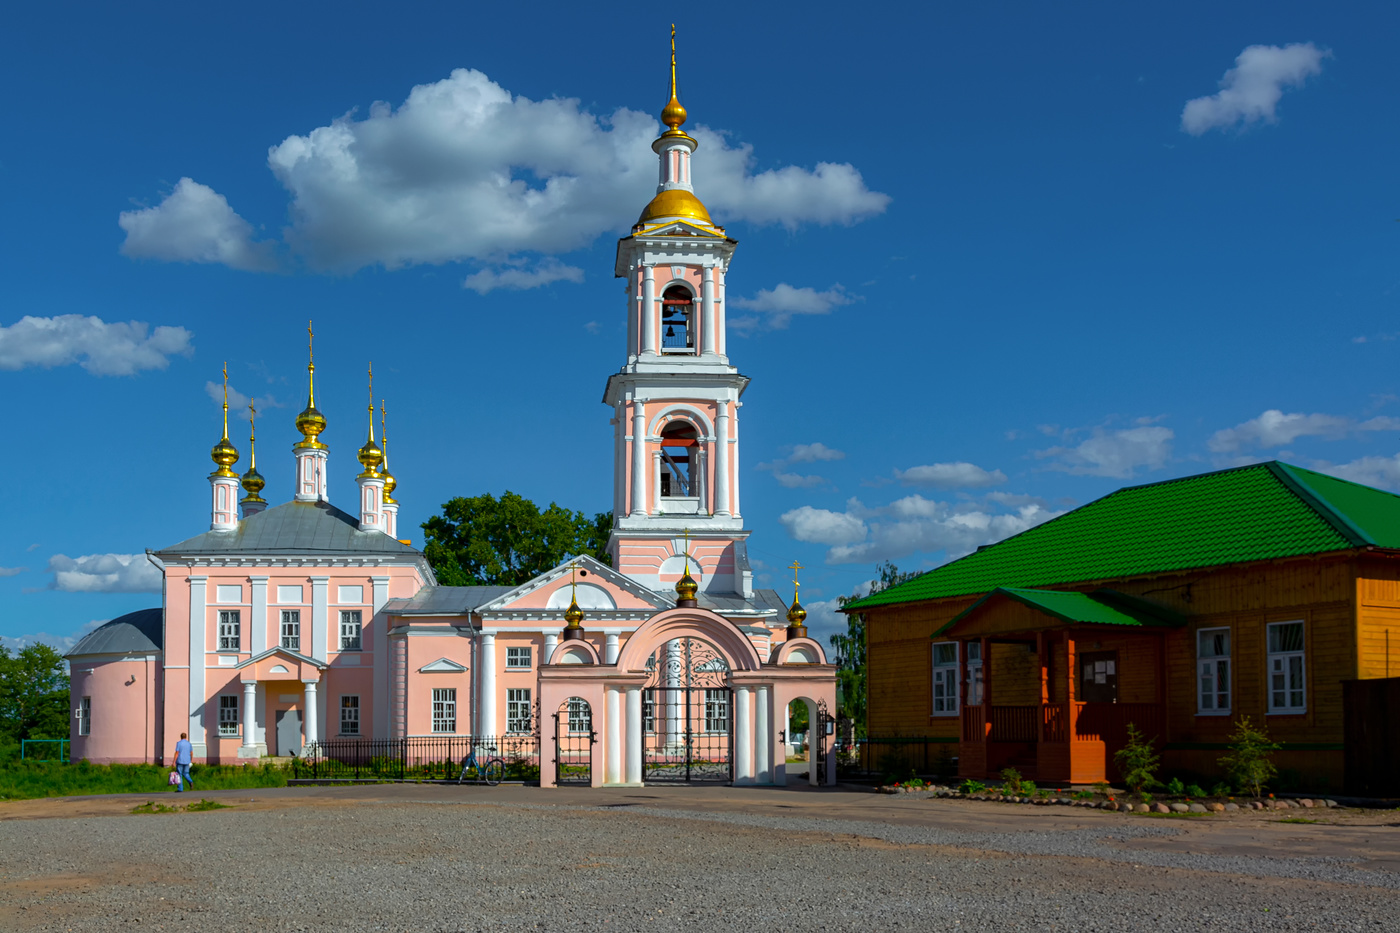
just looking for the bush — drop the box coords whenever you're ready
[1210,781,1232,798]
[1113,723,1160,795]
[878,747,917,786]
[1186,783,1206,799]
[959,779,987,795]
[1217,716,1281,799]
[1165,777,1185,797]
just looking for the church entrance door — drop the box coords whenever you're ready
[641,637,733,784]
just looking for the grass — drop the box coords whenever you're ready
[0,758,291,801]
[1276,817,1321,824]
[131,798,233,815]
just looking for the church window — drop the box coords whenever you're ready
[340,696,360,735]
[506,646,532,670]
[507,689,532,734]
[567,697,592,735]
[661,285,695,353]
[340,611,362,651]
[932,642,958,715]
[218,610,241,651]
[280,610,301,651]
[78,696,91,736]
[432,688,456,733]
[659,421,699,498]
[218,695,239,737]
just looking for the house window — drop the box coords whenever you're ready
[280,610,301,651]
[78,696,91,736]
[340,610,362,651]
[507,689,532,734]
[568,697,592,735]
[1197,628,1231,714]
[432,688,456,733]
[1267,621,1306,713]
[660,285,695,353]
[506,646,532,670]
[340,696,360,735]
[703,689,729,733]
[966,641,984,706]
[932,642,959,715]
[218,695,239,737]
[218,610,241,651]
[659,421,699,498]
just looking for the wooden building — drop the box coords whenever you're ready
[845,461,1400,790]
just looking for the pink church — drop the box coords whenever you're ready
[66,39,837,787]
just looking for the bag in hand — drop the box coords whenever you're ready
[168,771,180,786]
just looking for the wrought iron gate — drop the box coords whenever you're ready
[814,699,831,786]
[554,697,594,786]
[641,638,733,784]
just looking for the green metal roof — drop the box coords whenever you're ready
[846,461,1400,612]
[936,587,1186,636]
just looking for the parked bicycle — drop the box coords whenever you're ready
[457,744,505,785]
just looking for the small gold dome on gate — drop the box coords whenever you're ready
[675,570,699,602]
[564,595,585,627]
[786,599,808,626]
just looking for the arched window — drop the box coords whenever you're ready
[661,286,695,353]
[660,421,698,498]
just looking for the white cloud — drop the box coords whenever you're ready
[896,461,1006,489]
[1,619,107,654]
[1181,43,1328,135]
[785,494,1063,565]
[801,597,847,648]
[247,68,888,272]
[1035,426,1173,478]
[1310,455,1400,491]
[771,472,827,489]
[0,566,26,577]
[0,315,193,376]
[47,554,162,594]
[119,177,277,271]
[758,442,844,488]
[204,381,285,421]
[730,283,855,332]
[1208,409,1400,453]
[463,258,585,294]
[788,442,845,463]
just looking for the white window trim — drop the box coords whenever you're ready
[432,688,457,734]
[506,688,532,734]
[280,609,301,651]
[568,698,592,735]
[340,695,360,736]
[965,642,984,708]
[931,641,959,716]
[703,689,728,734]
[218,695,240,737]
[78,696,91,736]
[1266,620,1307,715]
[1196,626,1232,716]
[505,646,532,670]
[339,610,363,652]
[218,610,241,652]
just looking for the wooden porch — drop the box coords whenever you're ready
[960,700,1166,784]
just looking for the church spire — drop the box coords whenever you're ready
[379,400,400,540]
[636,25,713,228]
[240,400,267,515]
[292,321,330,502]
[660,24,689,137]
[355,363,386,533]
[208,363,241,531]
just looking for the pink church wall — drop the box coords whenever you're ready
[69,656,162,765]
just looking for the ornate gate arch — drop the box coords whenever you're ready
[641,637,733,784]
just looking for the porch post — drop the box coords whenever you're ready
[605,686,621,784]
[755,685,771,784]
[624,686,643,783]
[303,680,319,749]
[980,636,992,741]
[241,680,257,755]
[1036,632,1048,743]
[735,686,753,783]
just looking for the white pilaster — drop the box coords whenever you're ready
[605,686,621,784]
[755,685,771,784]
[310,576,329,663]
[630,400,647,516]
[383,502,399,539]
[641,266,657,356]
[372,576,390,739]
[731,401,741,519]
[241,680,257,754]
[625,686,643,784]
[294,447,328,502]
[714,402,731,517]
[735,686,753,783]
[250,576,268,656]
[210,475,239,531]
[479,633,496,737]
[716,268,727,358]
[543,632,558,665]
[303,680,319,749]
[701,267,716,355]
[188,576,207,751]
[627,264,640,361]
[604,633,619,665]
[652,450,662,513]
[358,475,385,532]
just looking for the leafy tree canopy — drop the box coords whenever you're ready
[829,561,919,737]
[422,491,612,587]
[0,643,70,743]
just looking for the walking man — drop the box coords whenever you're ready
[174,732,194,792]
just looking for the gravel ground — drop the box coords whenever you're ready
[2,793,1398,932]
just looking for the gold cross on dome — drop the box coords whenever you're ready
[307,321,314,361]
[682,528,692,574]
[788,560,804,604]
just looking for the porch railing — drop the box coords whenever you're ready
[293,734,541,782]
[989,706,1038,742]
[961,702,1164,746]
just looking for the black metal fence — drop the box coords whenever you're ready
[293,735,541,782]
[836,736,959,780]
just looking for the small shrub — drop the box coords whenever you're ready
[1140,792,1154,805]
[959,779,987,795]
[1165,777,1185,797]
[879,747,917,786]
[999,767,1025,794]
[1072,790,1095,800]
[1092,780,1110,797]
[1217,715,1281,799]
[186,798,231,812]
[1210,781,1232,798]
[131,801,179,814]
[1113,723,1160,795]
[1186,783,1206,799]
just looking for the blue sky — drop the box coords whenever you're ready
[3,2,1399,649]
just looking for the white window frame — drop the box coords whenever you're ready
[965,641,984,707]
[1197,627,1231,715]
[703,689,728,734]
[340,695,360,735]
[339,610,362,652]
[78,696,91,736]
[218,610,241,652]
[931,641,959,716]
[432,688,456,733]
[506,688,531,734]
[644,693,655,734]
[506,646,532,670]
[1267,620,1306,714]
[218,695,239,737]
[280,609,301,651]
[568,697,592,735]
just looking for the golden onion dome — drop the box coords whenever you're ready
[675,570,699,603]
[240,464,266,500]
[381,467,397,504]
[210,434,239,477]
[661,94,688,134]
[357,436,383,476]
[786,599,808,626]
[294,403,327,450]
[564,595,585,627]
[638,188,713,226]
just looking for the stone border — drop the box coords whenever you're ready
[877,784,1342,814]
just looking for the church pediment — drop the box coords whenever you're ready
[476,555,673,614]
[419,657,468,673]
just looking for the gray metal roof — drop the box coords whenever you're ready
[695,588,787,616]
[382,586,513,616]
[67,608,163,657]
[155,500,421,558]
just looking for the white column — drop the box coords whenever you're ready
[241,680,257,752]
[310,577,329,663]
[641,266,657,356]
[625,687,643,784]
[735,686,753,783]
[605,633,619,665]
[731,402,741,519]
[716,268,727,358]
[188,576,207,751]
[701,267,716,355]
[714,402,731,517]
[479,633,497,737]
[665,640,682,744]
[544,632,558,665]
[755,686,771,784]
[250,576,268,656]
[372,576,390,739]
[630,400,647,516]
[652,451,662,513]
[605,687,621,784]
[358,475,385,532]
[303,680,319,749]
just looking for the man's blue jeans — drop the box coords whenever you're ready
[176,763,193,791]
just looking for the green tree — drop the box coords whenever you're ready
[1217,715,1281,798]
[0,644,70,743]
[421,491,612,587]
[828,561,919,738]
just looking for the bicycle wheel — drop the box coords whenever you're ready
[482,758,505,786]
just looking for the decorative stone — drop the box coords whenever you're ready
[1169,803,1189,813]
[1210,802,1225,812]
[1223,803,1238,811]
[1324,799,1339,808]
[1299,799,1315,808]
[1153,803,1171,814]
[1188,803,1207,813]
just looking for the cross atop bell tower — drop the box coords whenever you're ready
[604,27,753,599]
